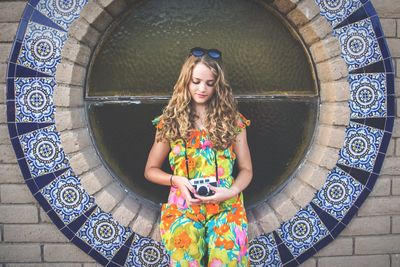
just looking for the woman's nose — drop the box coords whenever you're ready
[198,82,207,91]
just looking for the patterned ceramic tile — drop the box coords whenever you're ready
[17,21,67,76]
[315,0,363,28]
[36,0,88,30]
[15,77,56,123]
[19,124,69,178]
[348,73,387,118]
[277,205,329,257]
[126,234,170,267]
[249,233,282,267]
[334,18,383,71]
[312,167,364,220]
[338,121,384,172]
[41,168,94,224]
[77,207,132,260]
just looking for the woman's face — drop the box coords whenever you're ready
[189,62,216,106]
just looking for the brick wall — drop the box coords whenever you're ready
[0,0,399,266]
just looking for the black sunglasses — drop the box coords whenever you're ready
[189,47,222,61]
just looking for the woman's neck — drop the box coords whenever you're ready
[192,103,207,118]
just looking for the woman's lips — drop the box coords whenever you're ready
[196,94,207,98]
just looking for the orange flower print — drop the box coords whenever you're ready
[215,237,224,247]
[205,203,219,215]
[214,224,230,235]
[223,240,235,250]
[173,231,192,249]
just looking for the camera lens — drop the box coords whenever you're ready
[197,186,209,196]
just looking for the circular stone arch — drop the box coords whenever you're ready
[6,0,394,266]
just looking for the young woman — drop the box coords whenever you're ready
[144,47,253,267]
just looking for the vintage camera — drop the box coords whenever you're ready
[189,176,217,197]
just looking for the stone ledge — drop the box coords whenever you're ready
[320,79,351,102]
[111,195,140,227]
[129,204,158,237]
[269,192,299,222]
[310,35,341,63]
[273,0,296,14]
[69,17,101,49]
[307,143,339,170]
[80,165,114,195]
[247,210,263,239]
[68,147,102,176]
[0,43,12,63]
[315,56,349,82]
[287,0,320,27]
[0,2,26,23]
[61,38,92,68]
[55,107,86,132]
[60,128,91,154]
[53,84,84,108]
[283,178,316,208]
[79,0,113,33]
[314,124,346,149]
[0,23,19,42]
[93,181,126,212]
[97,0,129,18]
[319,102,351,126]
[55,61,86,87]
[252,203,281,234]
[296,161,329,189]
[299,15,333,46]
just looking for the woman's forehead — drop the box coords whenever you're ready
[192,62,216,80]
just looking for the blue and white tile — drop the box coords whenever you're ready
[41,168,94,224]
[334,18,382,71]
[277,205,329,257]
[76,207,132,260]
[348,73,387,118]
[312,167,364,220]
[338,122,384,172]
[19,124,69,178]
[127,235,170,267]
[249,233,282,267]
[315,0,363,28]
[17,21,67,76]
[36,0,88,31]
[15,77,56,123]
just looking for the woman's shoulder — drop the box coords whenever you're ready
[236,112,251,132]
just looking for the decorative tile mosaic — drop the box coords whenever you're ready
[19,124,70,178]
[15,77,56,123]
[277,205,329,257]
[4,0,395,265]
[348,73,387,118]
[312,167,364,220]
[126,234,170,267]
[338,121,384,172]
[334,17,383,71]
[17,21,67,76]
[41,167,95,224]
[315,0,363,28]
[249,233,281,266]
[36,0,88,30]
[76,207,132,260]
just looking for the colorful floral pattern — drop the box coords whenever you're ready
[152,113,251,266]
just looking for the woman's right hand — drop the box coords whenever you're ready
[172,175,201,205]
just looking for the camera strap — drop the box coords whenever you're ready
[183,139,218,181]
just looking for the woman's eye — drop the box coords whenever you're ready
[207,83,214,86]
[192,80,200,84]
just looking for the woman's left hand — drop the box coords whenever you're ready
[193,185,239,204]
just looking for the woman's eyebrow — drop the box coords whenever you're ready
[192,76,215,82]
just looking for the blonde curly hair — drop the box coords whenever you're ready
[155,54,242,149]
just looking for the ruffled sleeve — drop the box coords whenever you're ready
[152,115,163,130]
[236,112,251,133]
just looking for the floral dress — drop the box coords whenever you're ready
[152,113,251,267]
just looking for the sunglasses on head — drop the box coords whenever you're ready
[190,47,222,61]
